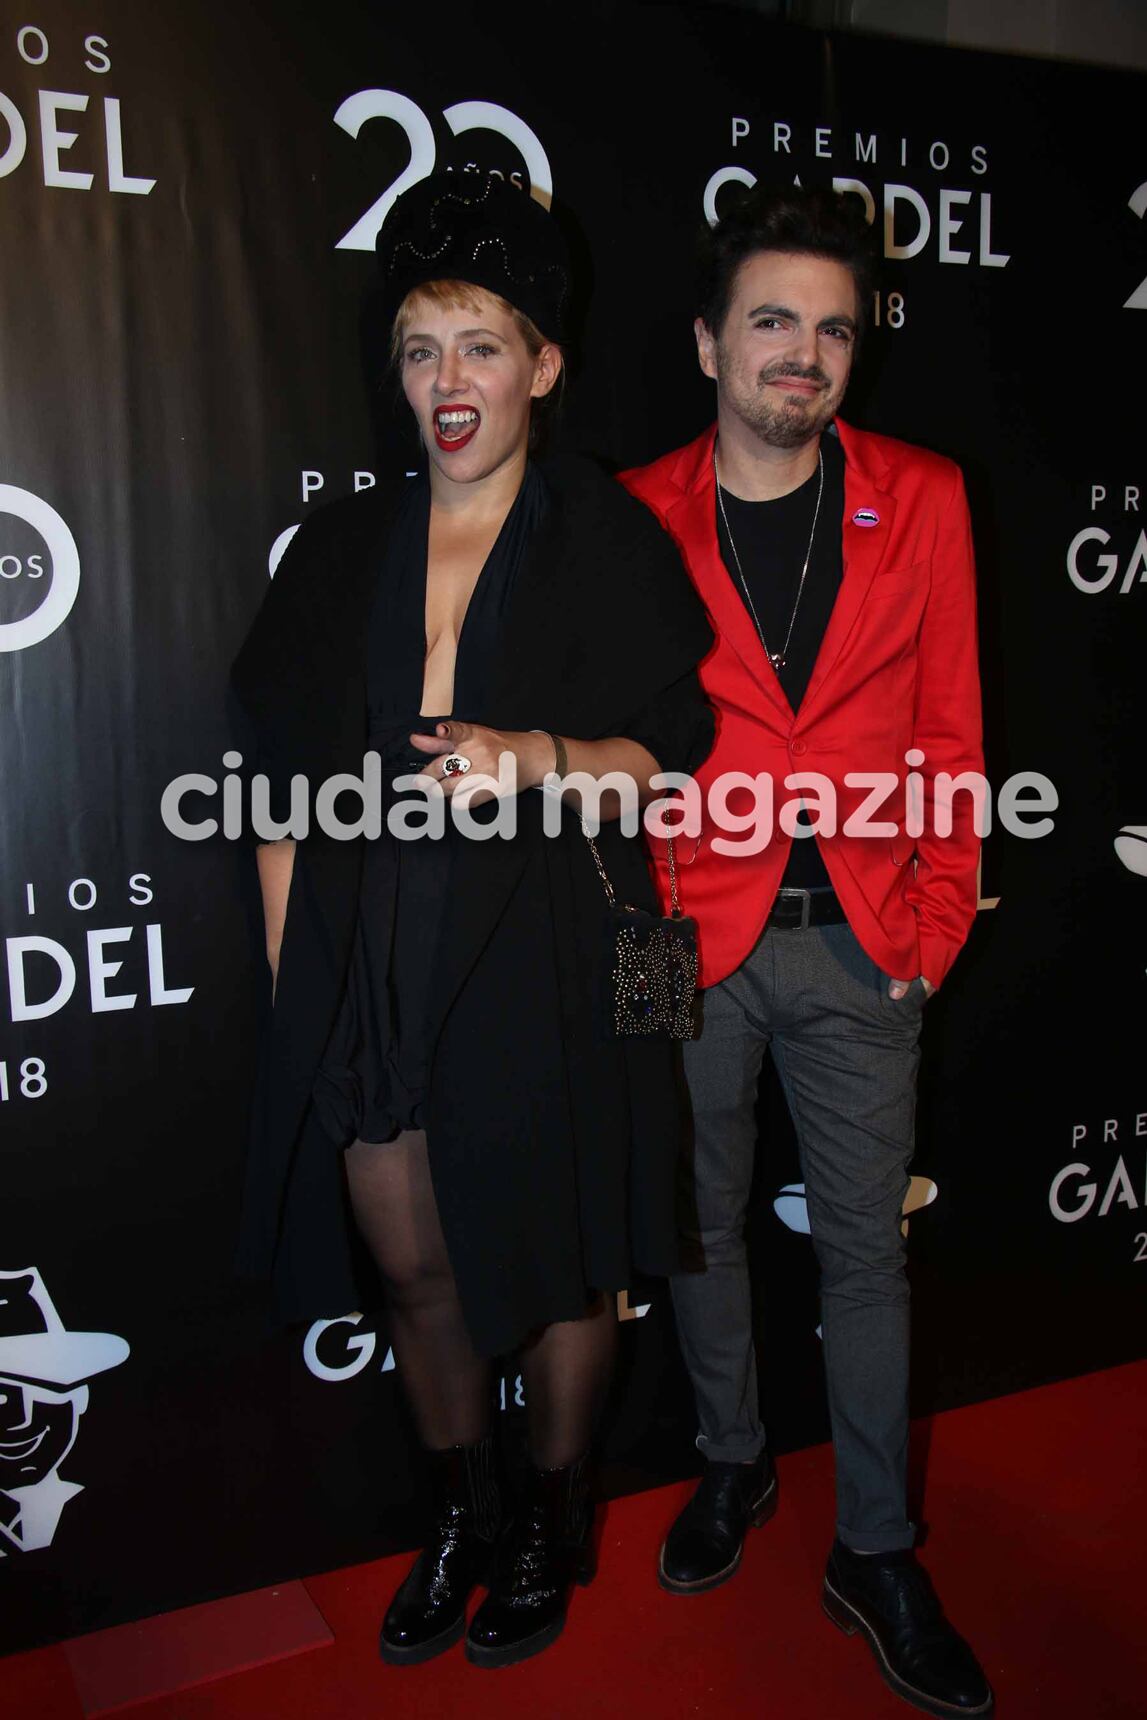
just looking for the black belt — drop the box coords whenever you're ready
[766,887,848,932]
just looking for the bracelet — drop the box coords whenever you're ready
[529,729,567,792]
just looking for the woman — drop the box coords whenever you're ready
[231,169,714,1669]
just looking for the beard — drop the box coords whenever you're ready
[718,353,842,450]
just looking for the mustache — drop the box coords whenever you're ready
[758,362,829,389]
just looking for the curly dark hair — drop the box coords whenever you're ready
[697,183,878,337]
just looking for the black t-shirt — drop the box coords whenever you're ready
[715,429,845,889]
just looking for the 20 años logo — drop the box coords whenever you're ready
[0,485,80,653]
[333,91,552,252]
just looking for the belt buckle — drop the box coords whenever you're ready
[777,887,812,931]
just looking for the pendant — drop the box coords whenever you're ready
[769,652,785,671]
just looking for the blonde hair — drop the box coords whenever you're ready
[389,279,552,368]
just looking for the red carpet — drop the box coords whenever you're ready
[61,1584,334,1716]
[8,1360,1146,1720]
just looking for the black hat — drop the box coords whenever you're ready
[377,168,570,344]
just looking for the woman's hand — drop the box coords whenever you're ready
[408,724,661,821]
[408,721,551,796]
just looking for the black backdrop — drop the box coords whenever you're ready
[2,0,1145,1653]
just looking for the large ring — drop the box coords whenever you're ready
[442,753,472,777]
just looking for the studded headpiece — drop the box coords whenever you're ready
[377,168,570,344]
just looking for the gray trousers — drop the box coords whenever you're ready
[672,920,924,1553]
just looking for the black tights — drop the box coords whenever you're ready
[346,1130,617,1467]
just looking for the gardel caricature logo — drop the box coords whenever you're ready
[0,1268,129,1554]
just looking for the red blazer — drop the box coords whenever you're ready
[622,419,983,991]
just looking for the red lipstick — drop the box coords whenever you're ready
[433,404,481,452]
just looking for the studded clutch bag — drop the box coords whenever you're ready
[581,816,698,1041]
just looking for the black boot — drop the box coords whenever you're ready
[465,1454,594,1668]
[823,1541,994,1717]
[658,1449,777,1594]
[378,1437,501,1665]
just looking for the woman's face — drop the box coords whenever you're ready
[398,287,560,488]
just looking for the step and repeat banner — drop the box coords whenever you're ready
[2,0,1145,1650]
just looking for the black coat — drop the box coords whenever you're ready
[231,456,714,1356]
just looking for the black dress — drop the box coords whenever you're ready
[231,455,715,1358]
[314,467,547,1147]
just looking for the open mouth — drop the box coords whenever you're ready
[433,406,481,452]
[0,1429,47,1462]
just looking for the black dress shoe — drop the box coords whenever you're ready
[378,1438,501,1665]
[658,1449,777,1594]
[823,1541,994,1717]
[465,1454,594,1668]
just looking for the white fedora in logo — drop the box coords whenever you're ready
[1115,825,1147,879]
[0,1268,129,1385]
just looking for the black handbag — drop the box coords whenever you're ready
[581,815,698,1040]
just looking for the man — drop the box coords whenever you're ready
[623,186,992,1717]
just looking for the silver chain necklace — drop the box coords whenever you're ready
[714,444,825,673]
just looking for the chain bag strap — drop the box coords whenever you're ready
[580,809,698,1041]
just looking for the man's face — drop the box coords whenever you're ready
[697,250,858,450]
[0,1377,85,1489]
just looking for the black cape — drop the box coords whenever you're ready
[231,455,714,1357]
